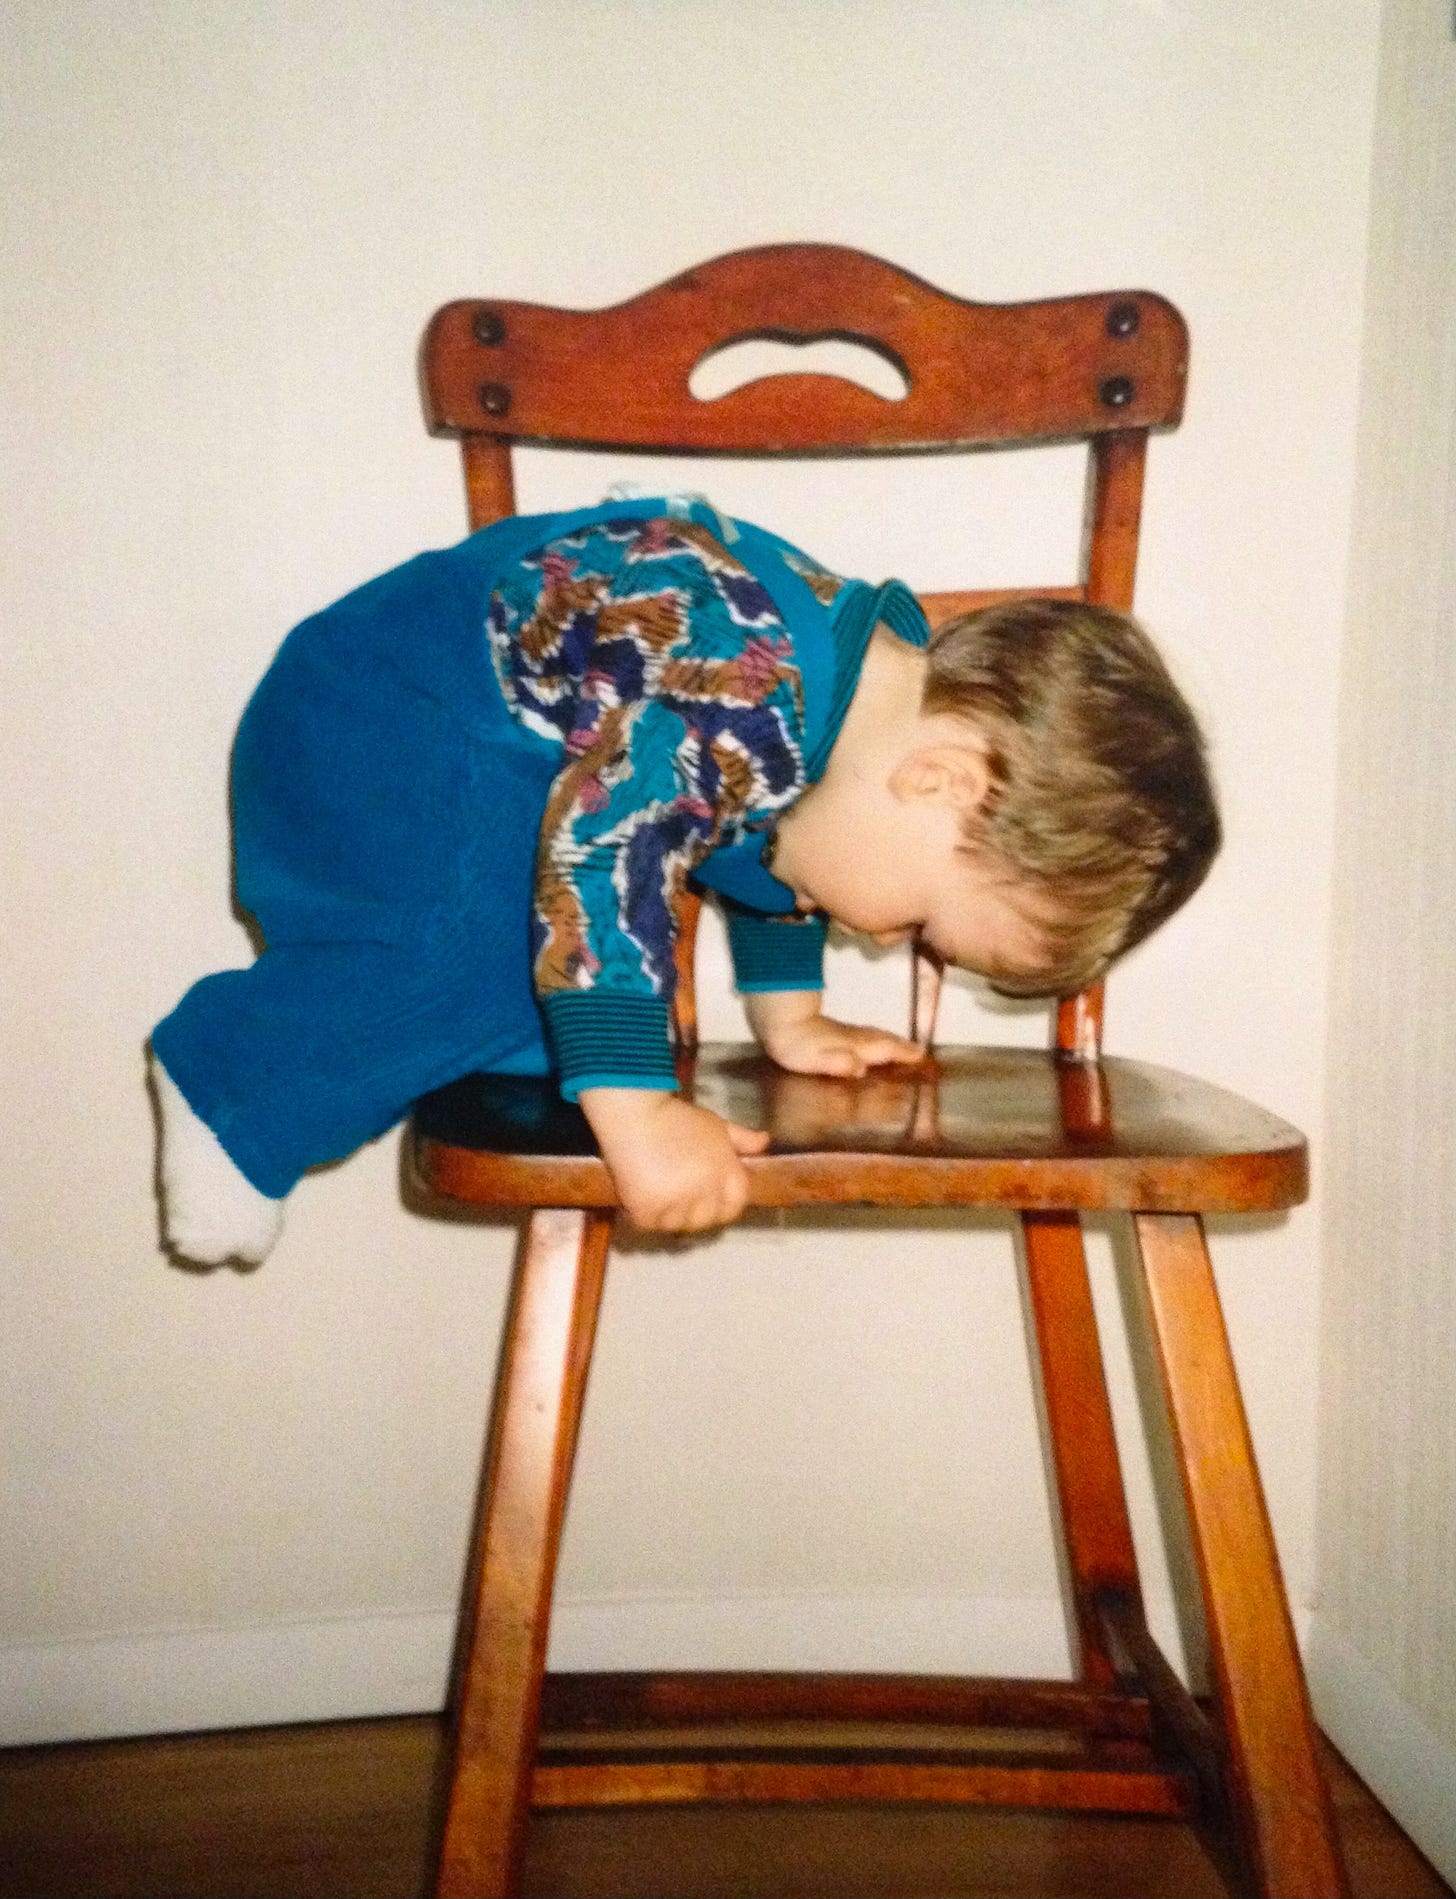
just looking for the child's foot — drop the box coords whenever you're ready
[149,1053,284,1267]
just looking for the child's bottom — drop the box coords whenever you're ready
[151,919,548,1200]
[152,537,562,1200]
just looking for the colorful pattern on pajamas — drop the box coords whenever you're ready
[485,514,814,1093]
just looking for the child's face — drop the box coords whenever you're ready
[783,795,1061,992]
[868,863,1058,987]
[774,699,1069,992]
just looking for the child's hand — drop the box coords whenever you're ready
[744,990,924,1078]
[578,1088,769,1233]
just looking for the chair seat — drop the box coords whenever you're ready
[409,1044,1306,1215]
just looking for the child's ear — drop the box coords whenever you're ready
[888,742,993,815]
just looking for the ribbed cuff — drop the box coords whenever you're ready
[540,991,679,1101]
[726,906,828,992]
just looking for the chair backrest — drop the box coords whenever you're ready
[421,244,1188,1060]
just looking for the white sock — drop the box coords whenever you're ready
[150,1052,285,1267]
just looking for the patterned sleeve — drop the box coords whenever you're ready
[495,518,809,1099]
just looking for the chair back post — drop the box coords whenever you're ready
[910,951,944,1050]
[1051,426,1152,1063]
[461,435,515,530]
[1083,428,1148,611]
[670,896,702,1052]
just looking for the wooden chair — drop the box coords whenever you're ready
[407,244,1347,1899]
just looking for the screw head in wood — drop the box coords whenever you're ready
[478,382,512,418]
[1106,301,1141,339]
[1098,375,1136,409]
[472,309,506,347]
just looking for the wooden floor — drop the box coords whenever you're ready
[0,1715,1448,1899]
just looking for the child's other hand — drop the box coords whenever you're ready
[744,990,924,1078]
[578,1088,769,1233]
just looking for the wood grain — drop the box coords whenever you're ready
[1134,1214,1350,1898]
[436,1211,612,1899]
[409,1046,1308,1216]
[1021,1212,1142,1689]
[423,244,1187,454]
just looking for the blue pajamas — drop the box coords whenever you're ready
[151,499,928,1197]
[153,538,565,1195]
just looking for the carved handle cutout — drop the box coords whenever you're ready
[689,330,910,403]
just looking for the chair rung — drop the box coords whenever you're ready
[532,1751,1194,1814]
[540,1669,1153,1739]
[918,585,1084,626]
[1094,1589,1224,1804]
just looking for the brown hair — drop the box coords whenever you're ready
[922,598,1220,995]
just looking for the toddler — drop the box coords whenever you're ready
[150,495,1218,1259]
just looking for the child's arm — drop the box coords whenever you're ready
[579,1087,769,1232]
[725,907,921,1074]
[744,988,923,1077]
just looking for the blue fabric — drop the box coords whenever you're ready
[539,992,679,1098]
[151,499,928,1196]
[722,903,830,992]
[152,540,564,1196]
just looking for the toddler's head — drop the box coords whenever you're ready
[921,598,1220,996]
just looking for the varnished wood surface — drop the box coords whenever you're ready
[1084,430,1147,612]
[527,1674,1196,1816]
[1020,1214,1142,1687]
[409,1046,1307,1216]
[0,1716,1446,1899]
[1134,1216,1348,1896]
[537,1670,1153,1736]
[531,1754,1192,1819]
[423,243,1188,454]
[437,1212,611,1898]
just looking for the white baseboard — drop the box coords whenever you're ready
[2,1591,1085,1747]
[1308,1616,1456,1886]
[1,1585,1234,1751]
[0,1608,456,1747]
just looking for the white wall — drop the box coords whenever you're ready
[2,0,1379,1745]
[1311,1,1456,1882]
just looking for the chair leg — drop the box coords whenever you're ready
[1132,1213,1348,1899]
[436,1208,613,1899]
[1021,1211,1142,1688]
